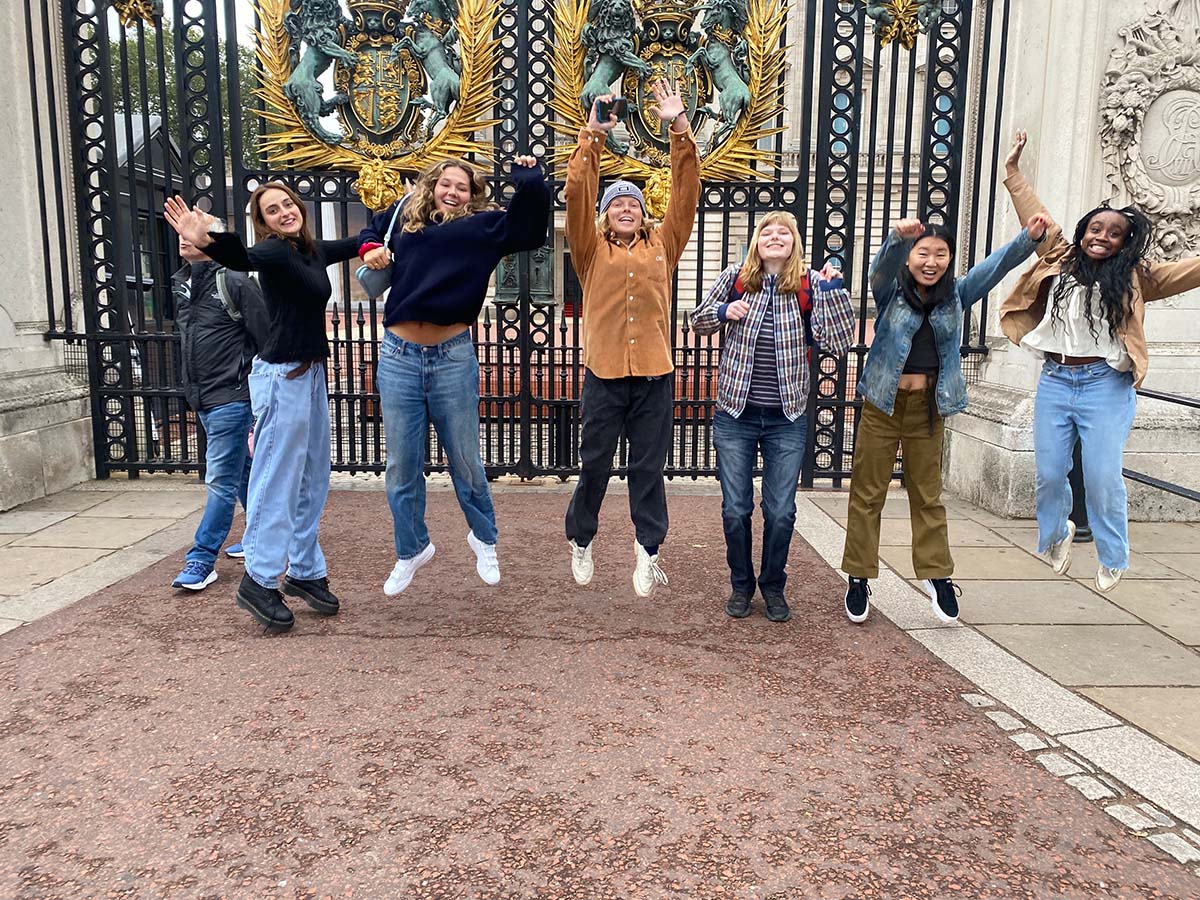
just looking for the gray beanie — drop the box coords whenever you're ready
[599,180,646,216]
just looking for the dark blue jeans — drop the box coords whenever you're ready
[186,400,253,567]
[713,406,808,597]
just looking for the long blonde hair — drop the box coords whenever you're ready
[402,158,497,233]
[740,211,808,294]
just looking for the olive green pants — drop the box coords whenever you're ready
[841,390,954,580]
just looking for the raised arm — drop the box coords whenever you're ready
[652,80,701,267]
[868,221,920,315]
[809,264,855,356]
[956,213,1050,308]
[564,98,611,277]
[317,236,365,265]
[1003,130,1064,257]
[691,264,740,336]
[488,157,552,254]
[1144,256,1200,302]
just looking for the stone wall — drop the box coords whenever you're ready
[0,4,92,511]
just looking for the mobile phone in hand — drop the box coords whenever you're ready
[596,97,629,122]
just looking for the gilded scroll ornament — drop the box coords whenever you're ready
[113,0,163,28]
[550,0,789,211]
[862,0,942,51]
[251,0,500,210]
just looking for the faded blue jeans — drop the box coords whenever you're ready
[242,359,331,589]
[186,400,253,567]
[377,330,496,559]
[713,406,809,597]
[1034,359,1136,570]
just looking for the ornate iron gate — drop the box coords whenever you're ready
[41,0,1012,482]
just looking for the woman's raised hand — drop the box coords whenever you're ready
[164,195,213,248]
[1005,130,1028,176]
[649,78,686,126]
[513,154,539,169]
[1026,211,1052,242]
[894,218,925,240]
[587,94,619,133]
[819,262,843,282]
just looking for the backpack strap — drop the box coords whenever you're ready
[215,268,243,323]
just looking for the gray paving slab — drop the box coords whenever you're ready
[0,509,76,534]
[11,516,175,550]
[874,517,1013,548]
[1080,687,1200,764]
[0,547,112,596]
[1060,726,1200,830]
[906,627,1120,735]
[0,618,23,637]
[957,578,1140,626]
[13,491,115,513]
[0,533,26,548]
[1064,542,1189,581]
[978,624,1200,687]
[1146,833,1200,865]
[881,545,1049,581]
[1065,774,1115,801]
[1128,522,1200,554]
[1105,579,1200,646]
[0,550,168,623]
[1144,554,1200,581]
[75,491,207,519]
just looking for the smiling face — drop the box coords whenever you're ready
[906,235,953,288]
[1081,210,1130,261]
[756,222,795,265]
[257,188,303,237]
[606,196,644,240]
[433,165,473,214]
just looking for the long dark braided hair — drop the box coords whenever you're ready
[898,223,957,312]
[1051,205,1155,341]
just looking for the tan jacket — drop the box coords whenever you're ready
[1000,172,1200,388]
[564,125,701,378]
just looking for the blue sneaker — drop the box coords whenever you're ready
[172,560,217,591]
[224,542,245,559]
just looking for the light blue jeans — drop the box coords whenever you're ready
[1034,359,1136,570]
[377,330,497,559]
[242,359,331,588]
[186,400,253,567]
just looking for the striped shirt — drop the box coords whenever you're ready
[691,264,856,421]
[747,278,782,407]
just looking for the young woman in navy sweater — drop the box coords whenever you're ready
[358,156,550,596]
[165,183,361,633]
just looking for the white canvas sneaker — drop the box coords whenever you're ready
[1095,565,1125,593]
[632,542,668,598]
[468,531,500,585]
[569,539,594,586]
[384,543,435,596]
[1047,520,1076,575]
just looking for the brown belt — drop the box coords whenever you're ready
[1048,353,1104,366]
[285,359,321,380]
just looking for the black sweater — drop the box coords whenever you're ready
[203,231,360,363]
[358,164,551,327]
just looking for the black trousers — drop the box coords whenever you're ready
[565,369,672,548]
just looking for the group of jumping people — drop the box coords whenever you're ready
[165,96,1200,633]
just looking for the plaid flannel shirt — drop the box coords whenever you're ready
[691,263,855,421]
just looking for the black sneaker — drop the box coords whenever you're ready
[762,592,791,623]
[725,590,752,619]
[923,578,961,623]
[236,573,294,632]
[845,577,870,623]
[281,575,340,616]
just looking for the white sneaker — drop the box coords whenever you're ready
[467,531,500,585]
[1096,565,1125,593]
[569,539,594,586]
[384,543,435,596]
[633,542,668,598]
[1047,520,1076,575]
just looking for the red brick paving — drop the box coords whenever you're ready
[0,491,1195,898]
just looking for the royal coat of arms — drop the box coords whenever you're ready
[252,0,501,209]
[550,0,788,212]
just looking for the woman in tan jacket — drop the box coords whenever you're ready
[1001,131,1200,593]
[562,80,700,598]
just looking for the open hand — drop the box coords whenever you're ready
[164,195,213,248]
[1026,211,1052,241]
[725,299,751,321]
[649,78,686,126]
[587,94,619,133]
[363,246,391,270]
[894,218,925,240]
[1005,130,1027,176]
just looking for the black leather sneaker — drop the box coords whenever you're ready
[281,575,339,616]
[845,577,870,624]
[762,592,791,623]
[725,590,752,619]
[923,577,961,623]
[236,573,294,632]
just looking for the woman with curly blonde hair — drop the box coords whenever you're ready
[358,154,550,597]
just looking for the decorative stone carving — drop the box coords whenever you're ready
[1100,0,1200,260]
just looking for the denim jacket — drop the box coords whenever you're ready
[858,228,1038,417]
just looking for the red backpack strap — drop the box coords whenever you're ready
[730,270,746,303]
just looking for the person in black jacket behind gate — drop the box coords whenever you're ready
[170,217,268,592]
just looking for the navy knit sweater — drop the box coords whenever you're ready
[358,164,551,327]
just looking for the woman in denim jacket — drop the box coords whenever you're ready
[841,214,1049,625]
